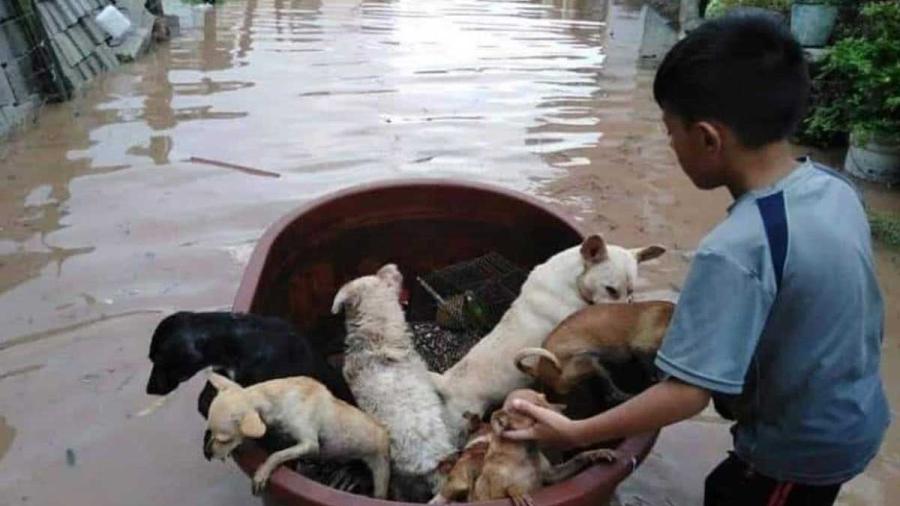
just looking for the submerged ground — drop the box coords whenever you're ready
[0,0,896,504]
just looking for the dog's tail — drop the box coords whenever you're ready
[514,347,562,377]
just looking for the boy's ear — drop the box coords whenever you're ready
[696,121,723,153]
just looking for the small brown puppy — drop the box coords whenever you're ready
[471,390,617,505]
[429,415,492,504]
[205,373,391,497]
[514,301,675,403]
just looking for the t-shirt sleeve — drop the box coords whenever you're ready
[655,249,775,395]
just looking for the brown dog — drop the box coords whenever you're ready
[471,390,617,505]
[429,414,492,504]
[205,373,391,497]
[514,301,674,403]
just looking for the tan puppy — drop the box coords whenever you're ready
[205,373,391,497]
[515,301,675,403]
[431,235,666,440]
[429,415,492,504]
[471,390,617,505]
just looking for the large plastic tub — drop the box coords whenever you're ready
[232,180,657,506]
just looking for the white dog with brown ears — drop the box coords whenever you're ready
[204,373,391,497]
[332,264,457,502]
[429,234,665,439]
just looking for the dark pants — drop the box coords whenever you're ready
[704,453,841,506]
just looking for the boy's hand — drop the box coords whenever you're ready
[502,399,582,451]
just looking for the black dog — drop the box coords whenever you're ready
[146,311,355,457]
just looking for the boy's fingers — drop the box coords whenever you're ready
[511,399,558,424]
[502,427,537,441]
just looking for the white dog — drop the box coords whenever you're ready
[429,234,665,438]
[332,264,456,501]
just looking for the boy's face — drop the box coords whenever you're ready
[662,110,726,190]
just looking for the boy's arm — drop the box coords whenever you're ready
[575,378,710,443]
[506,248,772,449]
[503,378,710,449]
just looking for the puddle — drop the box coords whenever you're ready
[0,417,15,463]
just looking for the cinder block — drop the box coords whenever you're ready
[95,43,118,69]
[35,3,61,34]
[5,58,33,104]
[67,24,93,57]
[0,107,12,138]
[0,28,16,64]
[44,2,69,33]
[77,0,94,15]
[0,71,15,106]
[80,17,106,44]
[58,59,84,90]
[0,21,29,59]
[62,0,86,19]
[56,0,80,27]
[76,60,94,80]
[53,32,83,66]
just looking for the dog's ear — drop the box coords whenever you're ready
[490,411,509,434]
[437,453,459,475]
[331,283,357,315]
[580,234,608,264]
[462,411,482,432]
[239,410,267,438]
[376,263,403,287]
[208,372,240,392]
[631,245,666,263]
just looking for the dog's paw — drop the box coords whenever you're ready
[252,468,272,495]
[510,493,535,506]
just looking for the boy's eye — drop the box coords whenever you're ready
[605,286,620,299]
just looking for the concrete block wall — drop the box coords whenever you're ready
[0,1,46,138]
[0,0,158,140]
[35,0,121,91]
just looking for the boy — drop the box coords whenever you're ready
[503,14,890,506]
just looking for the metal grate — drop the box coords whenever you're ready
[418,251,527,331]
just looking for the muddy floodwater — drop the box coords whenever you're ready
[0,0,896,504]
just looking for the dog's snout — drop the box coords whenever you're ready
[203,430,214,461]
[146,369,171,395]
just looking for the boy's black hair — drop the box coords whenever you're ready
[653,13,810,148]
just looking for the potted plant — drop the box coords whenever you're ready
[810,1,900,184]
[791,0,841,47]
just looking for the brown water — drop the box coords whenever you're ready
[0,0,896,504]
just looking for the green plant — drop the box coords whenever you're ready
[705,0,791,18]
[802,1,900,144]
[869,211,900,250]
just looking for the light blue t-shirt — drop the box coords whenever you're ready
[655,159,890,485]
